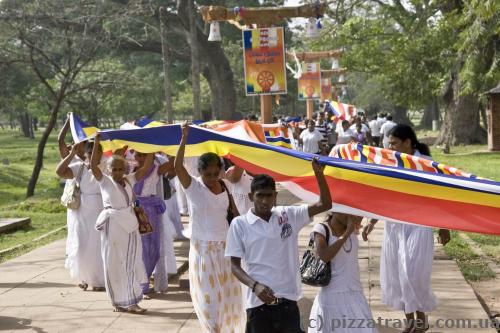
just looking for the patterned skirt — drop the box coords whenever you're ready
[189,239,245,333]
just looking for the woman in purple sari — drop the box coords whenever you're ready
[133,151,175,294]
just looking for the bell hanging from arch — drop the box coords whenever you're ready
[331,58,339,69]
[305,18,319,38]
[208,21,222,42]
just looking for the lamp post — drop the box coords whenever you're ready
[200,4,326,124]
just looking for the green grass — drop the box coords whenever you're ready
[0,130,67,258]
[444,231,496,281]
[431,145,500,181]
[467,233,500,263]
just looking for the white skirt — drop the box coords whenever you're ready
[380,222,437,313]
[189,239,245,333]
[308,290,378,333]
[65,193,104,287]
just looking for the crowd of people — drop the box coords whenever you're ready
[289,109,398,156]
[55,111,450,333]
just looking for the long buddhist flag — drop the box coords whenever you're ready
[70,113,500,235]
[261,124,295,149]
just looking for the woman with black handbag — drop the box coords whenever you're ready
[174,122,244,333]
[308,212,377,333]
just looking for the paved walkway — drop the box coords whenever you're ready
[0,190,496,332]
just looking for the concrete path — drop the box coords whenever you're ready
[0,191,496,332]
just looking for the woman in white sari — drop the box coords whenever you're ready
[363,125,451,333]
[90,134,153,314]
[56,141,105,291]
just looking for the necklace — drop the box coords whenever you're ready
[343,237,353,253]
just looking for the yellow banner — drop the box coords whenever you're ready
[298,63,321,100]
[243,27,287,96]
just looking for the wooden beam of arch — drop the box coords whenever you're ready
[200,3,326,26]
[287,49,343,61]
[321,68,348,78]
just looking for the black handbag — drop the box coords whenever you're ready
[300,223,331,287]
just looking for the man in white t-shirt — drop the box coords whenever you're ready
[299,121,325,154]
[380,115,397,148]
[225,158,332,333]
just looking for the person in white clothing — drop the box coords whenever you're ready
[57,116,86,274]
[335,120,356,146]
[56,141,105,291]
[368,115,382,147]
[308,212,377,333]
[225,158,332,333]
[225,165,254,215]
[380,115,397,148]
[300,121,325,154]
[175,122,245,333]
[362,124,451,333]
[90,134,152,314]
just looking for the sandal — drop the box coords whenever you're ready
[127,304,147,314]
[78,283,88,291]
[402,323,415,333]
[413,325,429,333]
[113,306,127,312]
[92,287,105,292]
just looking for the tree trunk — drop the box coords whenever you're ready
[159,7,174,124]
[393,106,412,125]
[420,97,439,129]
[28,115,34,139]
[20,113,31,138]
[176,0,236,120]
[27,86,66,197]
[436,73,486,146]
[32,117,38,131]
[188,0,201,120]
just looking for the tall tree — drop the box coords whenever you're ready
[0,0,113,197]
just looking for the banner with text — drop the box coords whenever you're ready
[298,63,321,100]
[243,27,287,96]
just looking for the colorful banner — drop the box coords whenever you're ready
[298,63,321,100]
[324,100,357,121]
[243,27,287,96]
[262,124,295,149]
[71,113,500,235]
[321,78,332,102]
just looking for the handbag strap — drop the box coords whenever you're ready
[122,177,135,206]
[75,163,85,186]
[219,179,239,217]
[309,222,330,247]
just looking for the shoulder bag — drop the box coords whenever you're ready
[300,223,331,287]
[61,163,85,210]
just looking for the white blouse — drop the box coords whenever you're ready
[185,177,231,242]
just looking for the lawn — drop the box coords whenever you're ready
[0,130,66,261]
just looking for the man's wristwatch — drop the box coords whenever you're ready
[251,281,259,293]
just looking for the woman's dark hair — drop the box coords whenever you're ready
[251,174,276,193]
[197,152,223,171]
[85,141,102,154]
[389,124,431,157]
